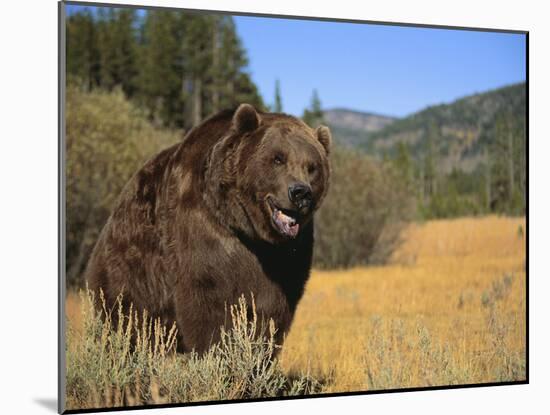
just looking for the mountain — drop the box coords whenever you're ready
[365,83,526,173]
[323,108,397,147]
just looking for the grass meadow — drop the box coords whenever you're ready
[65,215,526,409]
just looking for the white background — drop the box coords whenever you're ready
[0,0,546,413]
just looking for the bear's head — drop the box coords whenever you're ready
[205,104,331,244]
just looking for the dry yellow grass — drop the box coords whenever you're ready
[65,215,526,402]
[66,290,82,333]
[280,215,526,391]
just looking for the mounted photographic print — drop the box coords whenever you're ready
[58,1,528,412]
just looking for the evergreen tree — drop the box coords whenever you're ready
[66,10,100,90]
[209,15,222,114]
[217,16,242,108]
[232,72,265,110]
[274,79,283,112]
[423,120,440,197]
[184,14,211,126]
[393,141,414,189]
[96,9,138,96]
[515,117,527,212]
[217,17,264,111]
[489,111,525,213]
[303,89,324,127]
[483,145,492,212]
[137,10,183,127]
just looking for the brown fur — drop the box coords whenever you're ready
[85,104,331,353]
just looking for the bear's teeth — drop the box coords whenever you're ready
[273,208,298,237]
[276,210,295,225]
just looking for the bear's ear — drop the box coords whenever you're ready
[232,103,261,134]
[315,125,332,155]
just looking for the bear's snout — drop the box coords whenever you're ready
[288,182,313,211]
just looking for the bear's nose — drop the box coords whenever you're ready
[288,182,313,210]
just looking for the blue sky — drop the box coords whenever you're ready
[66,5,526,118]
[234,16,526,117]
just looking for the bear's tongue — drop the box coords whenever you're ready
[273,208,299,238]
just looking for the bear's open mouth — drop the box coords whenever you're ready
[267,198,300,238]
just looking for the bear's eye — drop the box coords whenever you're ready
[273,154,286,165]
[308,164,317,174]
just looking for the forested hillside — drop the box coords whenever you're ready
[369,83,527,218]
[366,83,526,168]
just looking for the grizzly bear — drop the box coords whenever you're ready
[85,104,331,353]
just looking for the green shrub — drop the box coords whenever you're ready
[66,84,180,286]
[313,145,415,268]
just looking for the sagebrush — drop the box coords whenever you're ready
[65,289,318,410]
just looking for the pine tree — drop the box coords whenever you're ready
[490,111,515,212]
[114,9,139,96]
[217,17,264,111]
[302,89,324,127]
[184,14,212,126]
[66,10,100,90]
[274,79,283,112]
[218,17,242,108]
[393,141,414,189]
[96,9,138,96]
[516,117,527,212]
[210,16,222,114]
[423,120,440,197]
[137,10,183,127]
[484,145,492,211]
